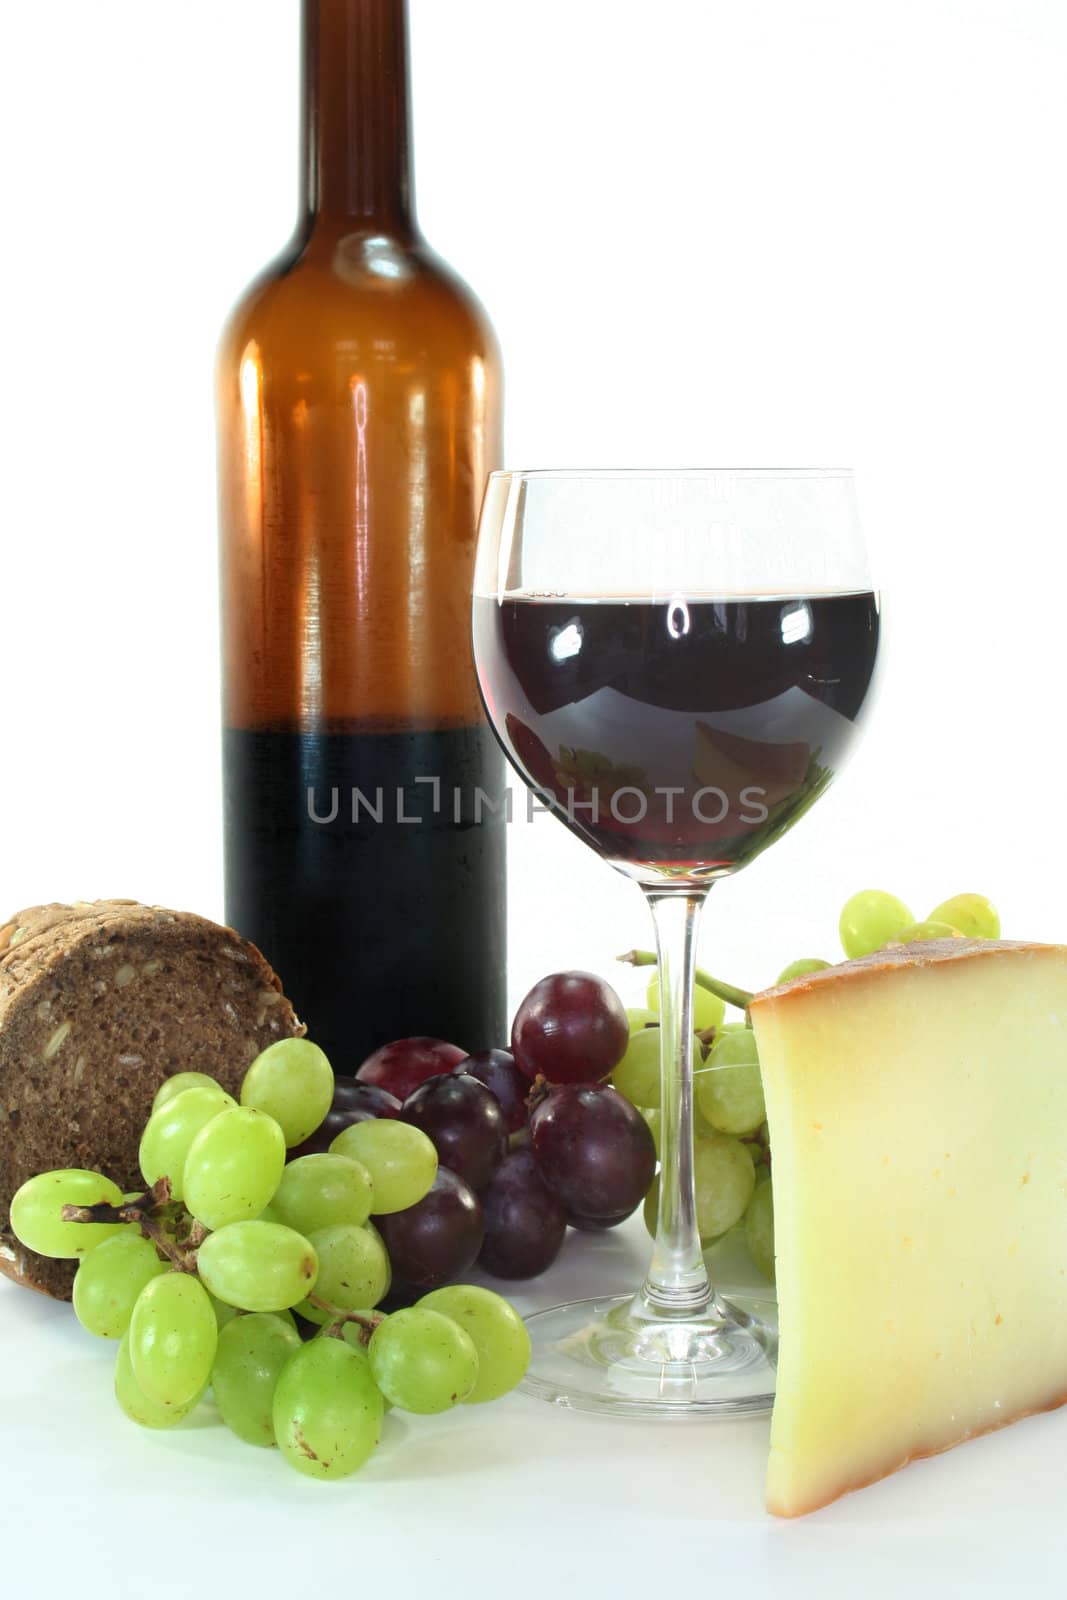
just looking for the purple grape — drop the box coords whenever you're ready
[334,1079,403,1118]
[374,1168,485,1291]
[401,1074,507,1191]
[566,1208,633,1232]
[356,1036,467,1101]
[478,1149,568,1279]
[287,1079,402,1159]
[511,971,629,1084]
[455,1049,529,1134]
[529,1083,656,1219]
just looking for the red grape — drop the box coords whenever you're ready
[511,971,629,1085]
[374,1168,485,1291]
[455,1049,529,1134]
[529,1083,656,1219]
[566,1208,633,1232]
[287,1079,401,1158]
[356,1037,467,1102]
[401,1075,507,1191]
[333,1078,402,1115]
[478,1149,568,1279]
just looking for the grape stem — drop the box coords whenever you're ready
[307,1295,385,1345]
[524,1076,552,1117]
[60,1178,202,1273]
[617,949,754,1014]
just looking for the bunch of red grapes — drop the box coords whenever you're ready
[292,973,656,1293]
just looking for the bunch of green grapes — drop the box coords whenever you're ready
[610,973,773,1280]
[838,889,1000,959]
[615,888,1002,1287]
[8,1035,530,1482]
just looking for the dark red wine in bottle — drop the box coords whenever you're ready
[473,593,879,884]
[218,0,506,1067]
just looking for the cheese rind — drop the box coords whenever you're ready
[751,939,1067,1518]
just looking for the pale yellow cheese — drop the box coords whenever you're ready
[750,939,1067,1518]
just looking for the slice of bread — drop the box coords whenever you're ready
[0,900,304,1299]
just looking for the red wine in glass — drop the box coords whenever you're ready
[474,592,879,884]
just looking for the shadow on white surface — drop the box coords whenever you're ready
[3,1231,1067,1599]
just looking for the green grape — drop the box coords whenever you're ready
[368,1307,479,1414]
[613,1026,707,1109]
[693,1098,718,1141]
[694,1134,757,1235]
[643,1100,715,1151]
[73,1233,166,1338]
[744,1177,775,1282]
[138,1086,235,1200]
[418,1285,531,1404]
[330,1120,437,1214]
[241,1037,335,1149]
[646,973,725,1032]
[272,1336,384,1480]
[341,1321,377,1352]
[197,1221,319,1312]
[839,890,913,959]
[209,1292,241,1332]
[114,1329,206,1429]
[775,957,831,984]
[128,1272,217,1408]
[928,892,1000,941]
[256,1203,282,1225]
[339,1322,392,1409]
[643,1132,755,1245]
[625,1006,657,1033]
[612,1025,661,1107]
[10,1169,128,1259]
[152,1071,224,1114]
[695,1029,766,1136]
[272,1153,375,1234]
[212,1312,302,1446]
[182,1105,286,1229]
[894,920,964,944]
[297,1224,391,1324]
[218,1302,296,1332]
[363,1218,388,1256]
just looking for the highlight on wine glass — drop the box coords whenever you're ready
[472,469,880,1416]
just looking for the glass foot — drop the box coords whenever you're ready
[519,1290,778,1417]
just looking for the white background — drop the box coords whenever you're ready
[1,0,1067,1592]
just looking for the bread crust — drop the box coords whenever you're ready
[0,900,304,1299]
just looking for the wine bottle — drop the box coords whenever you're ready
[217,0,506,1069]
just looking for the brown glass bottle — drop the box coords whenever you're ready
[217,0,506,1069]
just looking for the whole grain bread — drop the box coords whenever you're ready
[0,900,304,1300]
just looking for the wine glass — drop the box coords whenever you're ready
[472,469,880,1416]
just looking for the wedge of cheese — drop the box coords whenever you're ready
[751,939,1067,1518]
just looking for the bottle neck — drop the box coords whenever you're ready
[299,0,417,238]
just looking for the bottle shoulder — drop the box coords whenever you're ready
[217,228,499,374]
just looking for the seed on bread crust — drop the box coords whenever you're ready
[42,1021,73,1061]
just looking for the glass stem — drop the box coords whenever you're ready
[640,889,712,1318]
